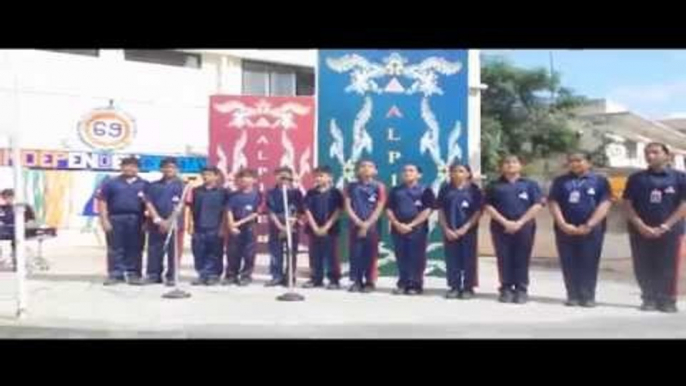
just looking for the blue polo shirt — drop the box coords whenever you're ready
[549,171,611,226]
[98,175,148,216]
[144,177,185,218]
[266,186,304,227]
[436,182,483,229]
[345,180,386,222]
[387,183,436,233]
[304,186,344,236]
[226,189,262,231]
[190,185,229,231]
[485,176,543,221]
[623,167,686,230]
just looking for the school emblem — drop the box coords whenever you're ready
[587,187,596,195]
[665,186,676,194]
[172,196,180,203]
[414,200,422,207]
[461,200,470,208]
[368,194,377,203]
[518,191,529,200]
[245,205,253,211]
[78,102,136,151]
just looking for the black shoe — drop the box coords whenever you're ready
[361,283,375,293]
[126,276,144,286]
[461,290,475,300]
[326,282,341,290]
[640,299,658,311]
[302,280,323,289]
[221,277,238,286]
[206,277,220,286]
[392,287,406,295]
[348,283,363,293]
[164,281,176,287]
[580,299,597,308]
[265,278,283,287]
[103,277,125,286]
[513,291,528,304]
[445,289,460,299]
[658,301,678,314]
[144,277,163,285]
[238,277,252,287]
[498,289,515,303]
[191,277,207,286]
[565,298,580,307]
[406,288,420,296]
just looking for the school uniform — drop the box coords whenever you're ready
[345,180,386,287]
[387,183,436,291]
[225,189,262,282]
[189,185,229,281]
[304,186,344,286]
[623,167,686,308]
[485,176,543,296]
[97,175,149,280]
[144,177,184,283]
[436,182,483,293]
[266,186,304,284]
[549,171,611,304]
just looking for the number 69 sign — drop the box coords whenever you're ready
[78,106,137,150]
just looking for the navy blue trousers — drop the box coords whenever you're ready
[226,228,257,280]
[107,214,144,279]
[555,226,605,302]
[391,229,427,290]
[146,226,176,281]
[308,234,341,284]
[491,222,536,293]
[349,227,379,285]
[191,228,224,279]
[268,227,299,282]
[629,226,682,303]
[444,229,479,291]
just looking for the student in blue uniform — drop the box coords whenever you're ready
[623,142,686,313]
[188,166,229,286]
[225,168,262,286]
[265,167,304,287]
[344,160,387,293]
[484,155,544,304]
[97,157,149,286]
[0,189,36,268]
[386,164,436,295]
[302,165,344,289]
[142,157,185,286]
[549,152,613,307]
[436,164,483,300]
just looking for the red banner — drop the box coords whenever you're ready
[208,95,316,248]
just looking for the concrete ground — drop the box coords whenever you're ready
[0,240,684,339]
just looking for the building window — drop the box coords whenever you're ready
[123,50,201,69]
[42,49,99,57]
[242,60,313,96]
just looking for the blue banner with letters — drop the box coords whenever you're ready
[317,49,470,276]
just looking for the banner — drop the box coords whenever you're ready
[208,95,315,247]
[317,50,470,276]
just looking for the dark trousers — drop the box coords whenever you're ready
[191,228,223,279]
[444,229,479,291]
[349,226,379,285]
[491,221,536,293]
[107,214,144,279]
[268,228,299,282]
[309,234,341,284]
[226,228,257,280]
[629,226,682,303]
[146,226,176,281]
[555,227,605,302]
[392,229,428,290]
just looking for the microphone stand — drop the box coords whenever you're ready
[276,181,304,302]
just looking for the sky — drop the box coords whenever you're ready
[481,50,686,120]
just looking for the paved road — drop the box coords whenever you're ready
[0,244,684,339]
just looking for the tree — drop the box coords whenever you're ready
[481,57,587,177]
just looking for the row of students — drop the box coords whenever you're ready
[97,141,684,313]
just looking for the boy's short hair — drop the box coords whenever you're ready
[160,157,178,168]
[499,154,521,166]
[567,151,591,161]
[236,168,258,179]
[120,156,140,167]
[313,165,333,175]
[403,164,423,174]
[1,189,14,198]
[355,159,375,171]
[274,166,294,175]
[646,142,670,154]
[201,166,221,175]
[449,162,473,175]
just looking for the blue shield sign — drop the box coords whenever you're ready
[317,49,470,276]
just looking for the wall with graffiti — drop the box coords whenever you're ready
[317,50,472,276]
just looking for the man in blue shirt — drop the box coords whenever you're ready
[143,158,185,286]
[98,157,149,286]
[344,160,387,293]
[303,165,344,289]
[549,152,613,307]
[485,155,544,304]
[225,168,262,286]
[265,167,304,287]
[386,164,436,295]
[623,142,686,313]
[188,166,229,286]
